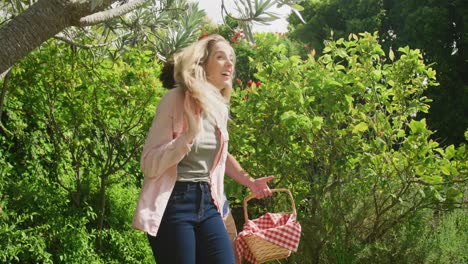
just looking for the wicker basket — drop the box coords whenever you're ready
[242,188,297,263]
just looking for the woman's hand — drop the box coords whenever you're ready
[248,176,274,199]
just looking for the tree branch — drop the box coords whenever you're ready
[53,32,131,49]
[79,0,147,26]
[54,34,108,49]
[0,68,12,82]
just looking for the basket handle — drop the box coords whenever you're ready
[243,188,297,222]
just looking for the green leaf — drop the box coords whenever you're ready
[291,4,304,11]
[396,129,405,138]
[371,70,382,81]
[345,95,354,112]
[445,145,455,159]
[336,49,347,58]
[418,188,426,198]
[421,175,443,185]
[440,164,451,176]
[434,191,446,202]
[446,187,463,199]
[409,119,427,135]
[312,116,323,129]
[352,122,368,134]
[389,48,395,61]
[323,47,332,54]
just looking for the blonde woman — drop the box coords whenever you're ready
[133,34,273,264]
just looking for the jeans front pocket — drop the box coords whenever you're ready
[168,186,187,202]
[168,181,196,203]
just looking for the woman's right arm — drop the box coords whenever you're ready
[140,91,193,180]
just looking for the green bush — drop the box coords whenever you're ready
[227,32,467,263]
[0,40,161,263]
[1,30,466,263]
[355,209,467,264]
[425,209,468,263]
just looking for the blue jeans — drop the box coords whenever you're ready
[147,181,235,264]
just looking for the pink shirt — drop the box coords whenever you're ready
[132,88,229,236]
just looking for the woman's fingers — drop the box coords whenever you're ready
[253,176,274,198]
[258,175,274,185]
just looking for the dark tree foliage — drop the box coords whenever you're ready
[288,0,467,146]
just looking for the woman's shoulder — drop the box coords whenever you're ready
[161,87,185,103]
[156,87,185,119]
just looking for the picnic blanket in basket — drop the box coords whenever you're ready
[236,189,301,264]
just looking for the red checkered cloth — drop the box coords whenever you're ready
[236,213,301,264]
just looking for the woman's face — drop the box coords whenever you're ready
[204,41,235,90]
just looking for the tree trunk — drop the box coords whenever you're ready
[0,0,146,74]
[0,0,71,74]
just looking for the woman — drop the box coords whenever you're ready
[159,58,239,251]
[133,34,273,264]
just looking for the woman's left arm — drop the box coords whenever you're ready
[225,153,274,199]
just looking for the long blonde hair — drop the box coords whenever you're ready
[173,34,235,129]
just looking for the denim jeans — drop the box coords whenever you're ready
[147,181,235,264]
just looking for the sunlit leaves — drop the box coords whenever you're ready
[352,122,368,134]
[227,0,305,43]
[228,32,467,262]
[0,40,160,262]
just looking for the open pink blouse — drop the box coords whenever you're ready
[132,88,229,236]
